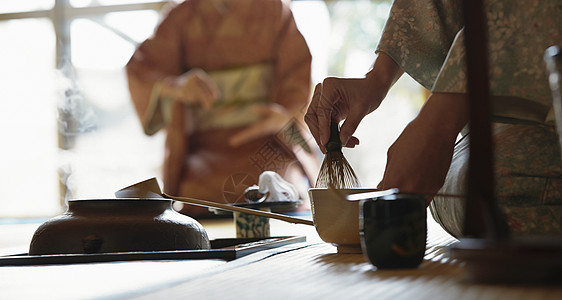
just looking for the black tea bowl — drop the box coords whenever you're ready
[359,193,427,269]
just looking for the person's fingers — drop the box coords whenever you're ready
[317,78,339,148]
[191,73,218,109]
[173,69,218,108]
[340,117,362,147]
[344,136,360,148]
[338,79,369,146]
[186,84,211,107]
[305,83,325,153]
[197,71,220,99]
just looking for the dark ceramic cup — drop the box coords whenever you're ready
[359,193,427,269]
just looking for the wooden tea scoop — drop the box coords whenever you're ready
[115,178,314,226]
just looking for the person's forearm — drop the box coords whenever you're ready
[418,92,469,141]
[365,51,404,96]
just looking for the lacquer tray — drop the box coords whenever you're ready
[0,236,306,266]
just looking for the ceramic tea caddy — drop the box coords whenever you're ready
[351,192,427,269]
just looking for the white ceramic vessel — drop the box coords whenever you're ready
[308,188,378,253]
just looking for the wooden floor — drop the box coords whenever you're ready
[1,214,561,300]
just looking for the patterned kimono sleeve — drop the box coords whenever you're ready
[375,0,463,91]
[125,2,187,135]
[434,1,562,107]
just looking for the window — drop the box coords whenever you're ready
[0,1,169,218]
[0,0,423,219]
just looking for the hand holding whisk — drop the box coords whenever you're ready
[315,121,361,189]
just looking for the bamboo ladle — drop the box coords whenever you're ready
[115,177,314,226]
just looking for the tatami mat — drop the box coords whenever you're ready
[132,220,562,300]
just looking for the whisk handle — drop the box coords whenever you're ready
[326,121,342,152]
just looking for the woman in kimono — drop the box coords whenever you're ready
[305,0,562,237]
[127,0,319,218]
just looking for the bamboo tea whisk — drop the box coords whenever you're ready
[315,121,360,188]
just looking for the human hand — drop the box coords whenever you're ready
[305,52,404,153]
[377,93,468,196]
[161,68,219,109]
[229,103,292,147]
[305,78,381,153]
[377,118,456,196]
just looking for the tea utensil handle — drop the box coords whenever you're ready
[162,193,314,226]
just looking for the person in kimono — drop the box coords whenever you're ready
[305,0,562,237]
[126,0,319,218]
